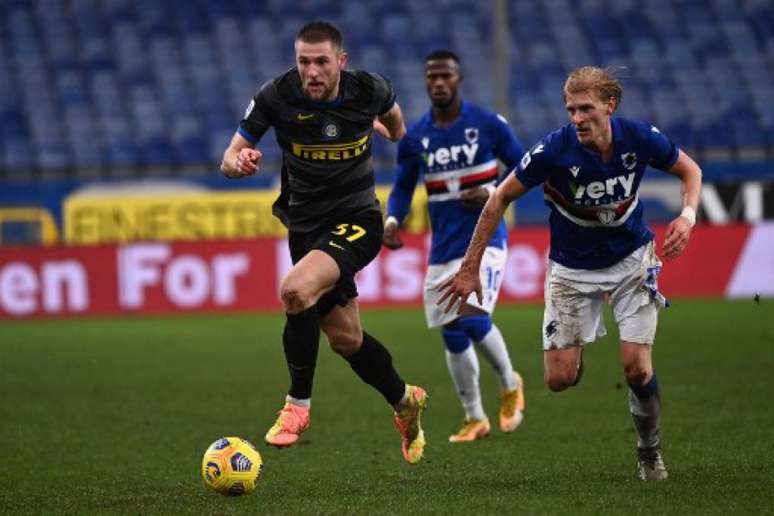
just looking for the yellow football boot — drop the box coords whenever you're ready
[499,371,525,432]
[448,418,491,443]
[393,385,428,465]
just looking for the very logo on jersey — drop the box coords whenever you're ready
[570,173,635,202]
[422,143,478,168]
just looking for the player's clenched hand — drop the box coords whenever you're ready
[662,216,692,260]
[460,187,490,210]
[232,148,262,177]
[437,266,482,314]
[372,118,391,140]
[382,221,404,250]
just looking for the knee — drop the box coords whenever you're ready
[624,363,652,387]
[326,328,362,357]
[457,315,492,342]
[544,359,579,392]
[442,325,471,353]
[544,372,575,392]
[280,279,314,314]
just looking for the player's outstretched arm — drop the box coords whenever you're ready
[663,149,702,260]
[382,218,403,249]
[221,132,262,178]
[374,103,406,142]
[437,173,528,313]
[459,185,495,210]
[383,137,422,250]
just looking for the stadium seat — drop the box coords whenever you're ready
[0,0,773,179]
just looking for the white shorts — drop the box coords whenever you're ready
[423,245,507,328]
[542,240,667,350]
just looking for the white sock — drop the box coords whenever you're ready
[475,325,518,391]
[286,395,311,408]
[445,347,486,421]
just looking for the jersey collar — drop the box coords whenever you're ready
[427,99,469,129]
[307,92,343,108]
[571,117,624,151]
[292,67,345,108]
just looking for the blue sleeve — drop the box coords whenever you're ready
[237,127,258,144]
[514,141,549,189]
[238,81,274,143]
[387,137,422,223]
[647,124,679,170]
[490,112,525,176]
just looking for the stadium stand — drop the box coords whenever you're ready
[0,0,772,180]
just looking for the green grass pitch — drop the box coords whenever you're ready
[1,299,773,515]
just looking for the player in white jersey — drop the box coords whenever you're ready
[383,50,526,442]
[440,67,702,479]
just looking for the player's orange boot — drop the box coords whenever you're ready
[264,402,310,448]
[448,417,491,443]
[393,385,428,465]
[499,371,525,432]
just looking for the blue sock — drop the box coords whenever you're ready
[628,372,659,400]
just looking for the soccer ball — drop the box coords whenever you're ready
[201,437,263,496]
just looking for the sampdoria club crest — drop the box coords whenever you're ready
[621,152,637,171]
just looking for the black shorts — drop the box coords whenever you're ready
[288,208,383,316]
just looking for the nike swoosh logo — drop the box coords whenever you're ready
[329,241,345,250]
[297,113,315,120]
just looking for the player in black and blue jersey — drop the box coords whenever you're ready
[220,21,428,465]
[440,66,703,480]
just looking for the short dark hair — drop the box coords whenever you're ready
[296,21,343,50]
[425,49,461,65]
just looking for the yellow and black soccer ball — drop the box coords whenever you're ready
[201,437,263,496]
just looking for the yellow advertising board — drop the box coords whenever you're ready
[64,187,430,245]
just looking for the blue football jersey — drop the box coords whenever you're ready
[387,101,524,264]
[515,117,679,269]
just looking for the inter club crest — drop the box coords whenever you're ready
[322,121,340,140]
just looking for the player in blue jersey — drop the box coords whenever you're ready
[383,50,526,442]
[439,66,702,479]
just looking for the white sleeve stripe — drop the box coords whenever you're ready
[427,179,498,202]
[544,195,640,228]
[424,159,498,182]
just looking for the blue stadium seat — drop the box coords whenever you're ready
[3,138,35,176]
[0,0,772,178]
[36,139,71,173]
[105,135,139,170]
[663,121,698,150]
[175,134,210,169]
[700,120,734,151]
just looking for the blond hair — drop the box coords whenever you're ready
[563,66,623,111]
